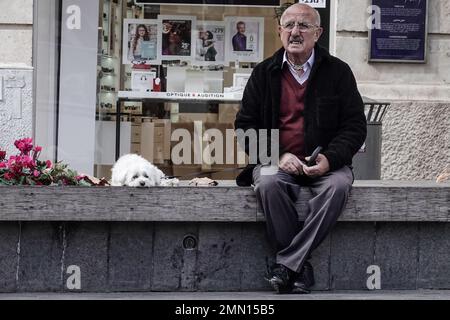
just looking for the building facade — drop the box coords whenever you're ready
[0,0,448,180]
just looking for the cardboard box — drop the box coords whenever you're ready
[171,122,196,165]
[210,165,240,181]
[153,142,165,164]
[131,125,141,143]
[153,126,165,142]
[154,119,171,158]
[130,142,141,154]
[141,120,171,163]
[204,123,240,166]
[171,165,206,180]
[157,163,173,177]
[95,165,113,180]
[218,104,239,124]
[170,122,247,169]
[178,113,218,123]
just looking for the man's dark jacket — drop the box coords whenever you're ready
[234,44,367,186]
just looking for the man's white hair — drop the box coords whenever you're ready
[280,3,321,26]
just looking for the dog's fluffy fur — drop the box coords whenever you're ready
[111,154,165,187]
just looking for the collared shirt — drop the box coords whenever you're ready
[282,49,315,85]
[232,33,247,51]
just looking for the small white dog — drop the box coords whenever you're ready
[111,154,165,187]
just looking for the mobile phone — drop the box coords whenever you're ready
[307,146,323,167]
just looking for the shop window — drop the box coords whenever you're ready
[93,1,333,181]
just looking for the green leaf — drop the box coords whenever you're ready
[0,178,13,185]
[77,180,91,187]
[25,177,36,185]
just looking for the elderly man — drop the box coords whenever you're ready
[234,3,367,294]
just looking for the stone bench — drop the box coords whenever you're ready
[0,181,448,293]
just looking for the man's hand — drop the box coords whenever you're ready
[279,152,305,175]
[302,153,330,178]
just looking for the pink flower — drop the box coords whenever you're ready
[0,162,6,168]
[32,146,42,160]
[46,160,52,169]
[7,158,19,173]
[4,172,14,181]
[22,155,35,169]
[14,138,33,155]
[0,150,6,161]
[33,170,40,177]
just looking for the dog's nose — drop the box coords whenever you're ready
[140,181,146,186]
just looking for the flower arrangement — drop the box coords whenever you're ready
[0,138,106,186]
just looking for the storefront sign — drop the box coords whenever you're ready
[118,90,243,101]
[369,0,428,63]
[298,0,326,9]
[135,0,280,6]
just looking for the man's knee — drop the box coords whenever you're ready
[323,174,352,199]
[254,173,281,195]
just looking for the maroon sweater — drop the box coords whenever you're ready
[279,67,307,159]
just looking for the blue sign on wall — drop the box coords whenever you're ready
[369,0,427,63]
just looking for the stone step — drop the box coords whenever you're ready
[0,221,448,293]
[1,290,449,300]
[0,181,448,293]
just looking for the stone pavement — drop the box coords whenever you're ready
[0,290,449,300]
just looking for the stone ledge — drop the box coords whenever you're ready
[0,181,448,222]
[0,221,448,292]
[0,63,34,70]
[1,290,449,300]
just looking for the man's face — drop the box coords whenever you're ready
[237,23,245,34]
[278,6,323,58]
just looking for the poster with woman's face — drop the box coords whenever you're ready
[224,16,264,64]
[123,19,161,65]
[158,15,197,62]
[193,21,226,66]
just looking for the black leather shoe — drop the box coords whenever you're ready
[265,264,298,294]
[292,261,315,294]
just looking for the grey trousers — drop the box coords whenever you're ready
[253,164,354,273]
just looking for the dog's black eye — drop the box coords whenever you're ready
[133,175,139,180]
[143,173,149,178]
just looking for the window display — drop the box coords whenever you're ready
[94,0,289,180]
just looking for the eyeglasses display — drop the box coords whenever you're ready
[94,0,284,180]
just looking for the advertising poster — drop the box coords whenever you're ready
[370,0,428,63]
[123,19,160,65]
[158,15,197,62]
[224,16,264,64]
[194,21,226,66]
